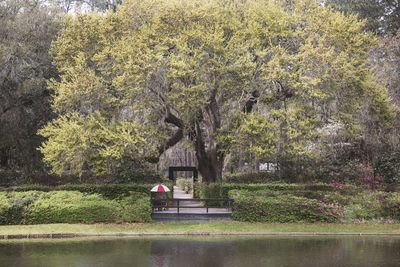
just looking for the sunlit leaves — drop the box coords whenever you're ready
[38,112,160,176]
[41,0,396,176]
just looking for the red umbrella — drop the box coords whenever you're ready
[150,184,170,193]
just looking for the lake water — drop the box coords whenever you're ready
[0,236,399,267]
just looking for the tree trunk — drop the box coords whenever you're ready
[0,148,8,168]
[196,146,224,183]
[193,97,224,183]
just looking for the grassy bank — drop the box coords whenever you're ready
[0,222,399,238]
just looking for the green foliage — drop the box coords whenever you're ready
[1,182,176,200]
[343,192,384,221]
[232,195,343,223]
[375,150,400,184]
[321,191,352,206]
[381,193,400,220]
[27,191,119,224]
[0,190,152,225]
[198,183,223,206]
[176,178,193,195]
[54,0,123,13]
[193,182,201,198]
[176,178,185,191]
[118,194,152,222]
[0,0,60,172]
[0,193,11,224]
[1,191,43,224]
[38,112,161,177]
[229,188,400,222]
[327,0,400,34]
[199,182,338,199]
[199,183,223,199]
[224,172,280,183]
[40,0,395,183]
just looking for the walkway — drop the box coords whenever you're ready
[152,186,232,221]
[173,186,193,199]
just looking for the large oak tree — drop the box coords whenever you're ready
[40,0,394,182]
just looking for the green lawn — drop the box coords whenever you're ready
[0,222,399,237]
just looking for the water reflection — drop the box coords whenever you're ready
[0,236,399,267]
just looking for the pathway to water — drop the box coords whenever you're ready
[173,186,194,199]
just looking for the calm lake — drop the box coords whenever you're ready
[0,236,399,267]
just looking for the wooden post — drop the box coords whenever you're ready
[177,199,180,214]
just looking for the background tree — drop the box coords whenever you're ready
[326,0,400,35]
[0,0,60,173]
[55,0,123,12]
[40,0,395,182]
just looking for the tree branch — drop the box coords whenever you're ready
[146,108,184,163]
[242,90,260,113]
[164,108,183,128]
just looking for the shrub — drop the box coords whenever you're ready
[0,193,11,224]
[118,194,152,222]
[193,182,201,198]
[232,195,343,223]
[229,188,400,222]
[223,172,279,183]
[375,150,400,184]
[340,192,385,221]
[27,191,119,224]
[381,193,400,220]
[0,190,152,225]
[321,192,352,206]
[3,191,43,224]
[198,183,337,200]
[197,183,224,206]
[199,183,222,198]
[228,189,327,201]
[358,163,384,190]
[0,182,174,199]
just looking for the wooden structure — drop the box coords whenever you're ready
[168,166,198,182]
[152,198,233,214]
[151,197,233,221]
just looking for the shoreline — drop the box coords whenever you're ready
[1,232,400,240]
[0,222,399,240]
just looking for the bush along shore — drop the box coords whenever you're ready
[196,182,400,223]
[0,181,399,225]
[0,191,151,224]
[0,182,175,224]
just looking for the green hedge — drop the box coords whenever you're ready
[27,191,118,224]
[0,194,11,224]
[342,192,385,220]
[0,190,151,224]
[117,194,152,222]
[229,189,400,222]
[232,195,343,223]
[198,183,349,199]
[0,182,174,199]
[382,193,400,220]
[228,189,329,201]
[223,172,279,183]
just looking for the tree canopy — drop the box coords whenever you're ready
[326,0,400,35]
[39,0,395,182]
[0,0,60,172]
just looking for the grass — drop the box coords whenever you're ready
[0,222,399,237]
